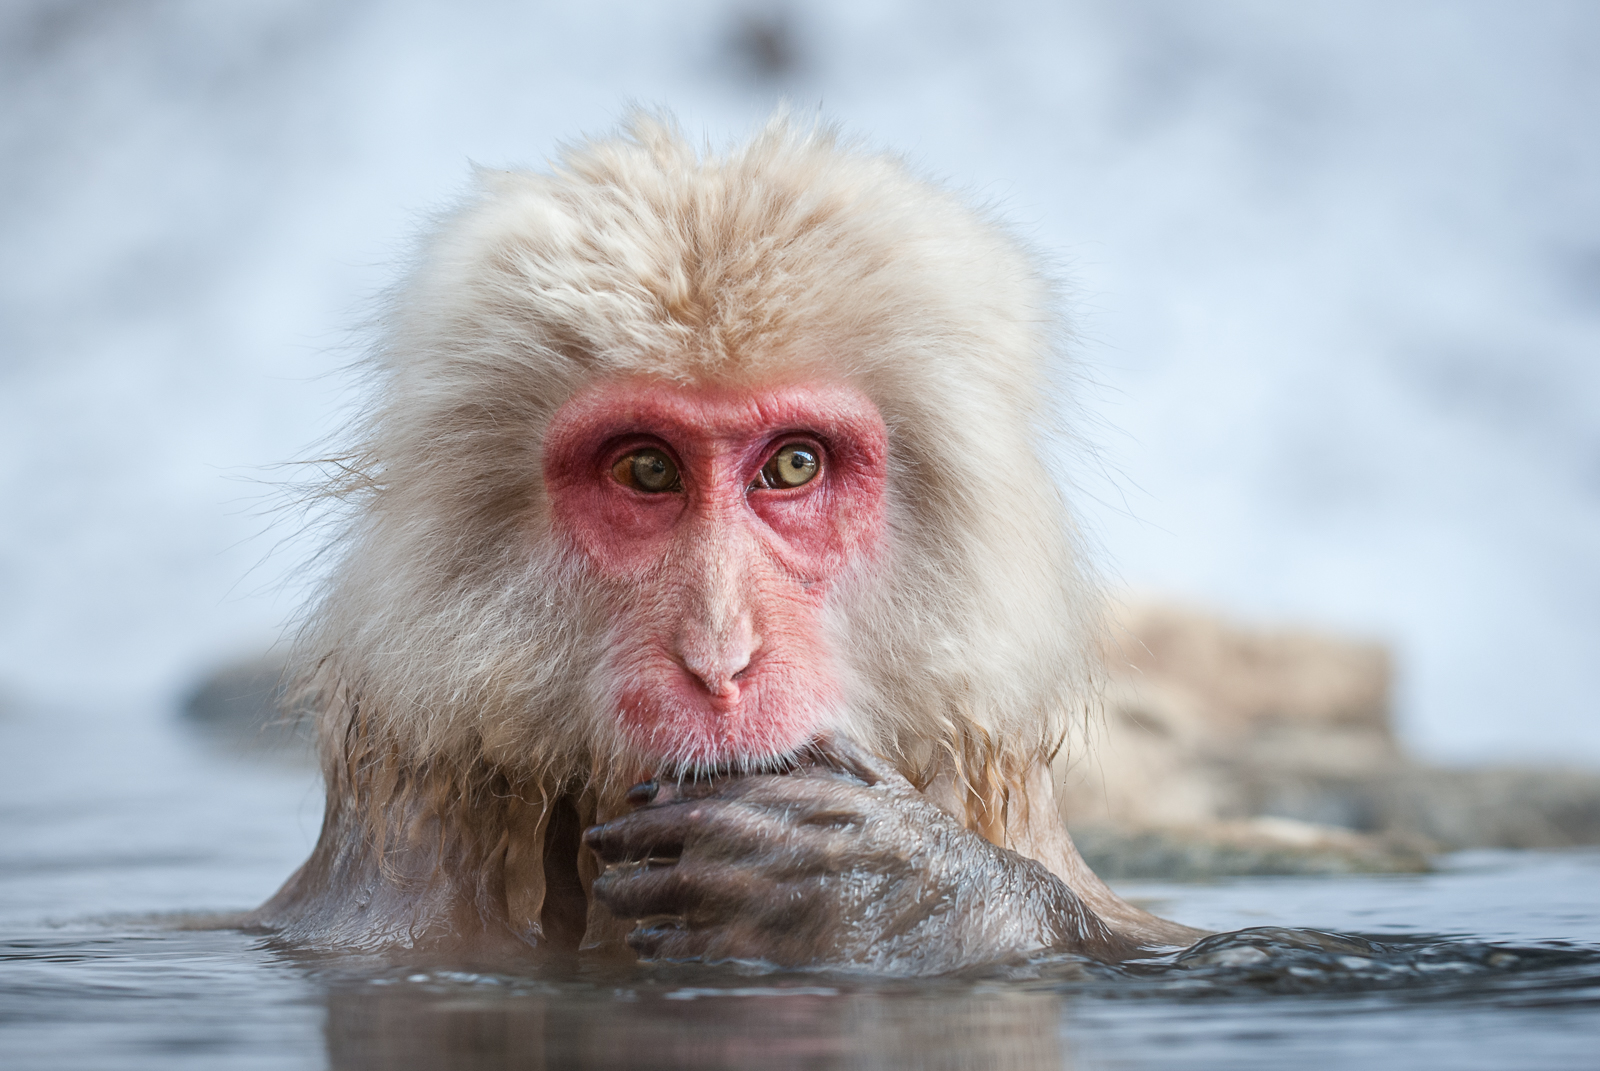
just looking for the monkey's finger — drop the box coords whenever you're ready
[583,805,693,863]
[788,735,877,786]
[630,919,787,965]
[799,734,918,796]
[592,857,777,920]
[647,776,741,804]
[626,918,694,961]
[645,775,884,845]
[584,797,784,864]
[627,919,714,963]
[700,770,874,819]
[592,797,851,879]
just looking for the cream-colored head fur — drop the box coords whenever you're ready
[302,112,1100,801]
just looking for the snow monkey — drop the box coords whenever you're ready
[247,115,1202,973]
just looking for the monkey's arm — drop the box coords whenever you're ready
[583,742,1182,974]
[985,758,1208,950]
[242,782,580,959]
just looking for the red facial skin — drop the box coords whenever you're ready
[542,379,889,769]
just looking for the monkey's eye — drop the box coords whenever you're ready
[612,449,681,493]
[759,444,820,489]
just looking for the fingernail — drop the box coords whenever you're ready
[626,780,659,805]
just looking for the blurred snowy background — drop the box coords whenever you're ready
[1,0,1596,766]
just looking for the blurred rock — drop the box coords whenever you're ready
[1072,818,1431,881]
[1058,598,1600,877]
[180,654,313,762]
[1376,766,1600,849]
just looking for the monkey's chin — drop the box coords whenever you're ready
[614,683,834,775]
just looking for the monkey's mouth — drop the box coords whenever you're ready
[650,750,807,782]
[614,670,837,773]
[630,737,873,788]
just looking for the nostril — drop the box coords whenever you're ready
[673,649,735,696]
[682,658,753,696]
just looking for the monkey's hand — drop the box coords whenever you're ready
[582,739,1129,975]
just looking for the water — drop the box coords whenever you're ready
[3,704,1598,1070]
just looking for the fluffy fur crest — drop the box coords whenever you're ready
[302,112,1100,805]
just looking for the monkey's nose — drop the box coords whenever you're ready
[673,616,760,699]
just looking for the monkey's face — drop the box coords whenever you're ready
[543,378,889,770]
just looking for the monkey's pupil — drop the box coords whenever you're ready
[628,451,678,492]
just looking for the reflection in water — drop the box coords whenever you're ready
[323,972,1066,1071]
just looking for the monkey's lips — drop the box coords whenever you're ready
[614,662,836,770]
